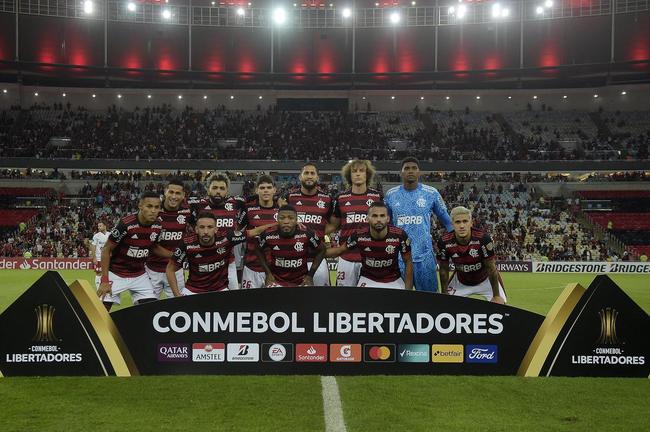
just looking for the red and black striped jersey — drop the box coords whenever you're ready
[108,213,162,278]
[146,204,192,272]
[188,196,246,233]
[242,197,279,272]
[333,188,383,262]
[284,189,333,238]
[436,228,496,286]
[258,227,321,286]
[347,225,410,283]
[172,230,247,293]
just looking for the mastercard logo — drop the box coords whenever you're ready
[364,344,396,362]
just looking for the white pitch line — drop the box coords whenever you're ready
[321,376,347,432]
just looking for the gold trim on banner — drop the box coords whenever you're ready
[69,280,139,376]
[517,283,586,377]
[0,368,3,377]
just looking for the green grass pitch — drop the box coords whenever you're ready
[0,270,648,431]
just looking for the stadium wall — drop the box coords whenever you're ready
[2,83,650,111]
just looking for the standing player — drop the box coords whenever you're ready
[327,159,382,286]
[189,173,246,290]
[437,206,506,304]
[145,178,191,299]
[89,222,110,289]
[283,163,334,286]
[241,175,280,288]
[384,157,453,292]
[96,191,172,311]
[326,202,413,289]
[254,205,325,287]
[166,211,270,295]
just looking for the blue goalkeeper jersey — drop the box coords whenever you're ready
[384,183,453,263]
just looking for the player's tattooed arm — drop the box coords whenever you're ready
[402,252,414,291]
[438,260,450,294]
[484,259,505,304]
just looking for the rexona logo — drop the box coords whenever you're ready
[364,344,396,363]
[465,345,498,364]
[330,344,362,362]
[157,344,190,362]
[397,344,430,363]
[262,343,294,362]
[295,344,327,362]
[226,343,260,362]
[431,344,464,363]
[192,343,225,362]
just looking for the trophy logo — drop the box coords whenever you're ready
[33,304,59,343]
[596,307,620,345]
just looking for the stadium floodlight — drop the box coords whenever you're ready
[230,95,235,100]
[457,4,467,19]
[62,93,66,97]
[492,3,501,18]
[83,0,93,14]
[92,94,96,98]
[259,96,263,99]
[411,1,416,5]
[563,95,568,99]
[389,11,401,24]
[536,6,544,14]
[162,9,172,20]
[342,7,352,18]
[420,96,424,100]
[178,95,183,99]
[203,95,208,100]
[621,91,627,95]
[533,95,538,99]
[507,96,512,99]
[236,7,245,17]
[211,1,215,5]
[391,96,396,100]
[147,94,152,99]
[375,3,379,7]
[476,95,481,99]
[544,0,553,7]
[117,94,122,99]
[2,89,6,94]
[445,96,450,100]
[273,7,287,25]
[593,94,599,98]
[127,2,136,12]
[34,92,39,96]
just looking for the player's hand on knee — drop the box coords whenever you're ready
[491,295,506,305]
[97,281,112,299]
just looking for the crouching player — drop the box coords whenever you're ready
[437,206,506,304]
[166,211,272,295]
[326,201,413,290]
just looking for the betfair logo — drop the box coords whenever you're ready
[33,304,58,343]
[597,307,620,345]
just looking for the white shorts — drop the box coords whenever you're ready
[146,266,185,299]
[358,276,406,290]
[234,244,245,270]
[307,260,330,286]
[95,275,102,289]
[241,266,266,289]
[228,261,239,290]
[102,271,156,305]
[447,274,507,302]
[336,258,361,287]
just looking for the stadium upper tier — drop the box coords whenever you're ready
[1,104,648,161]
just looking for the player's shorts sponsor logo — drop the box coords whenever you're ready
[396,216,424,225]
[262,343,294,362]
[157,343,190,362]
[397,344,430,363]
[330,344,362,362]
[226,343,260,362]
[363,344,396,362]
[431,344,464,363]
[465,345,498,364]
[296,344,327,362]
[159,231,184,241]
[192,343,225,362]
[127,247,149,259]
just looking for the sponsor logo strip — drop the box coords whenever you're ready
[431,344,464,363]
[330,344,362,363]
[261,343,294,362]
[226,343,260,362]
[397,344,430,363]
[296,344,328,362]
[363,344,396,363]
[465,345,498,364]
[192,343,225,362]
